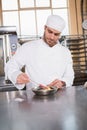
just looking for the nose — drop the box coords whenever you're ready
[50,33,55,40]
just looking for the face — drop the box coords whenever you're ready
[43,26,61,47]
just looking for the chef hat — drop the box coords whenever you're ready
[46,15,65,32]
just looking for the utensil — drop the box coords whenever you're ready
[30,79,39,86]
[30,79,49,89]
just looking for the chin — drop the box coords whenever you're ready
[48,42,57,47]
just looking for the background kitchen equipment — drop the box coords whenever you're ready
[0,26,18,85]
[60,35,87,86]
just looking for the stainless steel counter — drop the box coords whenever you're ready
[0,86,87,130]
[0,76,18,91]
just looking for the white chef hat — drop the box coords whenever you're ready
[46,15,65,32]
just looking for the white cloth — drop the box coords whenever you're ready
[46,15,65,32]
[5,39,74,90]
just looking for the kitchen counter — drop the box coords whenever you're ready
[0,76,18,91]
[0,85,87,130]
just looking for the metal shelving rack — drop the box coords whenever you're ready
[61,35,87,86]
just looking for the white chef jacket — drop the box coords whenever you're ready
[5,39,74,90]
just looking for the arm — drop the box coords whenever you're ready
[48,49,74,88]
[5,45,28,89]
[60,50,74,87]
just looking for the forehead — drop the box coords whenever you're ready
[46,26,61,34]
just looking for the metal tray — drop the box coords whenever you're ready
[32,86,58,96]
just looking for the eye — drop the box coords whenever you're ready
[54,33,60,36]
[48,29,53,34]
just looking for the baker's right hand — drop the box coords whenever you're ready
[16,73,30,84]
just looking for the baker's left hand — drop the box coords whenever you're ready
[48,79,66,89]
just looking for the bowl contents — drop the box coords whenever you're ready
[39,84,52,90]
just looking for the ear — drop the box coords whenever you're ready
[44,25,47,30]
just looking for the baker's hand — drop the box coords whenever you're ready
[16,73,30,84]
[48,79,66,89]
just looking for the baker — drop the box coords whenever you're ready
[5,15,74,90]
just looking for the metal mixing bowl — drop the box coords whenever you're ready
[32,86,58,96]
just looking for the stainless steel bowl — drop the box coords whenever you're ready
[32,86,58,96]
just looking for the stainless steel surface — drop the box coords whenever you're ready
[0,27,18,86]
[0,26,18,78]
[0,37,4,75]
[0,86,87,130]
[0,76,17,91]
